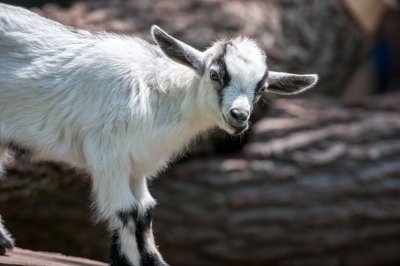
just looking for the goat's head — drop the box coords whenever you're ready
[151,25,318,135]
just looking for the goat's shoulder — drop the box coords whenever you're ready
[94,34,165,64]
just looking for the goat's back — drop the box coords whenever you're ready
[0,3,181,169]
[0,4,132,163]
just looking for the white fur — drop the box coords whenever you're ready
[0,4,318,265]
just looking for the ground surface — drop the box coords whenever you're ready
[0,247,106,266]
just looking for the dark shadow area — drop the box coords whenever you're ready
[0,0,72,8]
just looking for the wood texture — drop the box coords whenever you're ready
[0,247,106,266]
[1,93,400,266]
[151,92,400,266]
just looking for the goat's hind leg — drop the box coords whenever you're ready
[0,215,14,255]
[0,146,14,255]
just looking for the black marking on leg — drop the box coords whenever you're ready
[110,230,132,266]
[136,209,167,266]
[114,207,166,266]
[0,216,14,256]
[118,209,138,227]
[112,209,139,265]
[254,68,269,96]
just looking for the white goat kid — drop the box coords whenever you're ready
[0,3,318,266]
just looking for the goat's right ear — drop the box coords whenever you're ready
[266,71,318,95]
[151,25,205,75]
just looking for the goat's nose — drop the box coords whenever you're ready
[230,108,249,121]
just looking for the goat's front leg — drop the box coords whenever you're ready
[92,167,167,266]
[129,177,166,266]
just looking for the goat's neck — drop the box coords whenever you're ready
[129,62,215,176]
[149,64,215,140]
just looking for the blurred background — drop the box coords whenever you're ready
[0,0,399,265]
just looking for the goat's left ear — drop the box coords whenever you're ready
[266,71,318,95]
[151,25,205,75]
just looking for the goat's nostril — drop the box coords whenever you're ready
[230,108,249,121]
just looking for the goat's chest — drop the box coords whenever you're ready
[130,126,193,178]
[129,110,213,178]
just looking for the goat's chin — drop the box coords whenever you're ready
[231,127,248,136]
[223,127,236,135]
[218,120,248,136]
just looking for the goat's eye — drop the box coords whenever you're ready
[254,87,265,103]
[257,87,265,95]
[210,70,220,82]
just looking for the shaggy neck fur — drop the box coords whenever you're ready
[123,49,215,178]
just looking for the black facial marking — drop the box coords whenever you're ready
[213,42,231,107]
[110,230,132,266]
[218,43,232,87]
[254,68,269,97]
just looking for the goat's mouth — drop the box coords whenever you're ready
[222,115,248,135]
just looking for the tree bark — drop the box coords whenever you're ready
[151,92,400,266]
[0,159,85,204]
[1,93,400,265]
[0,247,106,266]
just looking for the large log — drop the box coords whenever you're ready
[1,93,400,265]
[151,92,400,266]
[0,247,106,266]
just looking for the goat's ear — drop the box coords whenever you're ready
[151,25,205,75]
[265,71,318,95]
